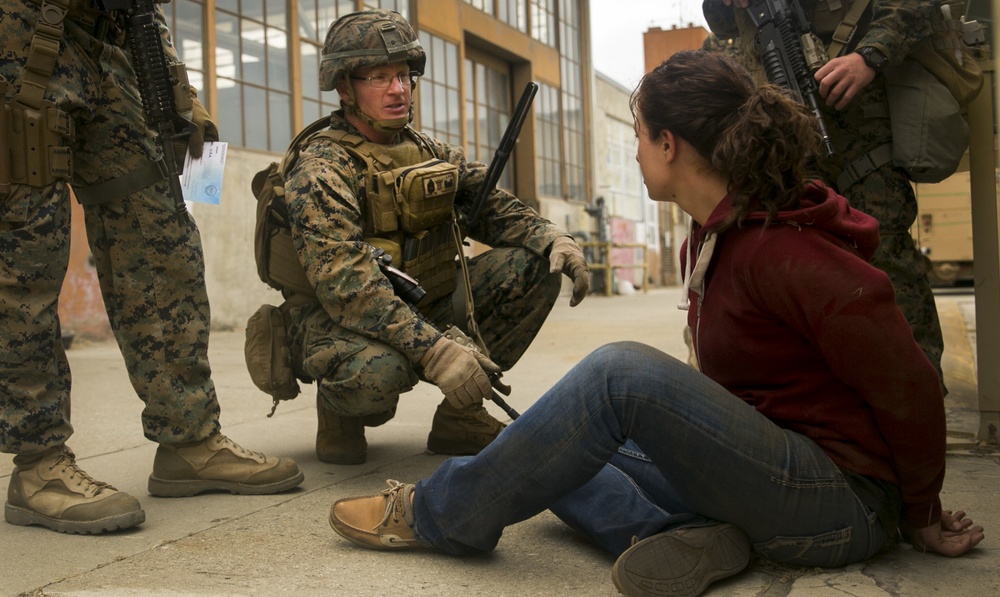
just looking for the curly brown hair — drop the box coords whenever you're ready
[630,50,821,232]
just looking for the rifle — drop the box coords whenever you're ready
[465,82,538,227]
[101,0,196,218]
[747,0,836,157]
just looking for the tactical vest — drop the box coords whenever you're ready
[254,117,462,307]
[332,129,461,305]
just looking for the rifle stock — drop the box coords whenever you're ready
[465,82,538,227]
[748,0,835,157]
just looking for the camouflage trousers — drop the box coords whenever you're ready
[819,81,946,389]
[0,5,220,454]
[840,164,945,389]
[289,247,561,417]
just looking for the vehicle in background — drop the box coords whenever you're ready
[912,169,976,287]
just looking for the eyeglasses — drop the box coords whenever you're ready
[350,72,418,89]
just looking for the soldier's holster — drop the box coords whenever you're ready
[2,0,76,198]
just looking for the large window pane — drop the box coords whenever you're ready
[301,41,320,100]
[269,90,292,150]
[216,79,244,146]
[266,26,289,92]
[418,32,461,147]
[241,19,267,86]
[244,86,268,148]
[215,0,292,151]
[465,56,511,189]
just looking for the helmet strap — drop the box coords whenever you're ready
[340,81,413,136]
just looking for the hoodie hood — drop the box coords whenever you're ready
[703,180,881,262]
[679,180,880,308]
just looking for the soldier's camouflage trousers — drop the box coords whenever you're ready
[289,247,562,417]
[0,4,220,454]
[819,80,946,390]
[840,164,945,389]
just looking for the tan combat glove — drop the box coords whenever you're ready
[186,93,219,159]
[420,336,502,409]
[173,86,219,166]
[549,236,590,307]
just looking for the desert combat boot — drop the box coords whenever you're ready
[148,433,303,497]
[5,445,146,534]
[426,399,507,455]
[316,396,367,465]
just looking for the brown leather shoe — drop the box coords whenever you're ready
[5,446,145,534]
[426,399,506,455]
[329,479,424,550]
[148,433,303,497]
[316,397,367,465]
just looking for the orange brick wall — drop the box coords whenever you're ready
[59,195,113,342]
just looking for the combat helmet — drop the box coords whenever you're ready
[320,10,425,135]
[319,9,426,91]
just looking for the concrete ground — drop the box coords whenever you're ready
[2,286,997,597]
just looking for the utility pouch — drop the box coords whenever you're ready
[907,1,984,108]
[245,303,301,411]
[375,158,458,233]
[884,59,969,183]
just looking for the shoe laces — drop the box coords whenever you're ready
[214,434,267,461]
[49,448,114,492]
[377,479,414,529]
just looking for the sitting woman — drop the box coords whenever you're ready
[326,50,984,597]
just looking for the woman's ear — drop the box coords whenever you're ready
[660,130,677,159]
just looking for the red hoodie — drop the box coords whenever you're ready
[683,181,944,530]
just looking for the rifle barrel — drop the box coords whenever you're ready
[466,82,538,227]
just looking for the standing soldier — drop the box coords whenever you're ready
[702,0,949,388]
[1,0,303,535]
[274,9,588,465]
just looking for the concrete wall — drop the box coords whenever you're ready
[190,146,286,330]
[59,198,113,341]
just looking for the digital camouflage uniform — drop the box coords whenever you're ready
[1,0,220,454]
[702,0,946,386]
[284,111,566,417]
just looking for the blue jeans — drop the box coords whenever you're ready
[412,342,891,566]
